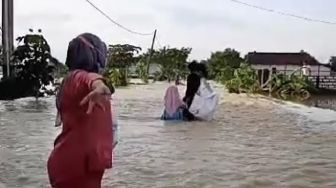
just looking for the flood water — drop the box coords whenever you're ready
[0,82,336,188]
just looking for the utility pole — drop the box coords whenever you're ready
[1,0,13,78]
[8,0,14,54]
[146,29,157,77]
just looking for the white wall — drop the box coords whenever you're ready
[251,64,331,76]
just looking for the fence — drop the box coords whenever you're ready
[275,68,336,90]
[255,65,336,90]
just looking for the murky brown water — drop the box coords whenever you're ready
[0,82,336,188]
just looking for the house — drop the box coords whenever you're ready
[246,52,331,77]
[246,51,332,87]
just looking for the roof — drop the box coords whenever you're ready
[247,52,322,66]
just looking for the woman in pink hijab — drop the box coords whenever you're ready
[161,85,195,121]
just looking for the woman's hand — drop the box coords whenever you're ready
[80,80,111,114]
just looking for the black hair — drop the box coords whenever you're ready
[196,63,208,78]
[188,61,198,72]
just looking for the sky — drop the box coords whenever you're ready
[2,0,336,63]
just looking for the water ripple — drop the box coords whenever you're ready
[0,83,335,188]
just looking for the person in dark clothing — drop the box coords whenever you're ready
[183,73,200,108]
[182,107,197,121]
[183,62,207,108]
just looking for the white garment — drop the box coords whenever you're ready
[189,79,219,121]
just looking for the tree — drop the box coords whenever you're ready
[104,44,141,86]
[148,47,191,82]
[0,30,57,100]
[12,29,55,97]
[207,48,243,81]
[135,56,149,83]
[50,57,68,79]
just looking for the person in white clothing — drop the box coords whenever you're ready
[189,77,219,121]
[186,63,219,121]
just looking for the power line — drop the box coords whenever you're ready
[85,0,154,36]
[228,0,336,25]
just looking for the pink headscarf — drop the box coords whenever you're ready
[164,86,185,116]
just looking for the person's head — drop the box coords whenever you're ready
[164,85,184,115]
[165,85,181,101]
[188,61,199,73]
[196,63,208,78]
[65,33,107,74]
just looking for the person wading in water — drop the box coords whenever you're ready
[183,62,218,121]
[183,61,201,108]
[48,33,114,188]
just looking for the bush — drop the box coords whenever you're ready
[135,59,148,83]
[208,48,243,81]
[224,63,260,94]
[104,68,123,87]
[269,74,315,100]
[0,30,57,100]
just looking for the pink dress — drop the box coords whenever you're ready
[47,70,113,188]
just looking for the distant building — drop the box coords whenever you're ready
[247,52,331,77]
[246,51,332,87]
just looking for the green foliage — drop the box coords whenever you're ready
[135,58,149,83]
[224,63,260,94]
[104,68,123,88]
[0,30,57,99]
[50,57,68,78]
[105,44,141,86]
[12,30,55,97]
[223,63,315,100]
[147,47,191,82]
[208,48,243,81]
[269,74,315,100]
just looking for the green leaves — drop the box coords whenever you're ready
[268,74,314,100]
[103,45,192,86]
[105,68,123,88]
[104,44,141,86]
[135,58,149,83]
[224,63,260,94]
[208,48,243,81]
[142,47,191,82]
[11,31,55,97]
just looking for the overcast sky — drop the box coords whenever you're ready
[2,0,336,63]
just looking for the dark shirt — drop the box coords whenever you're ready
[183,73,201,108]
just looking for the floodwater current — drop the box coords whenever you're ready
[0,82,335,188]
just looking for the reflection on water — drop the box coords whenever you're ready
[0,82,336,188]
